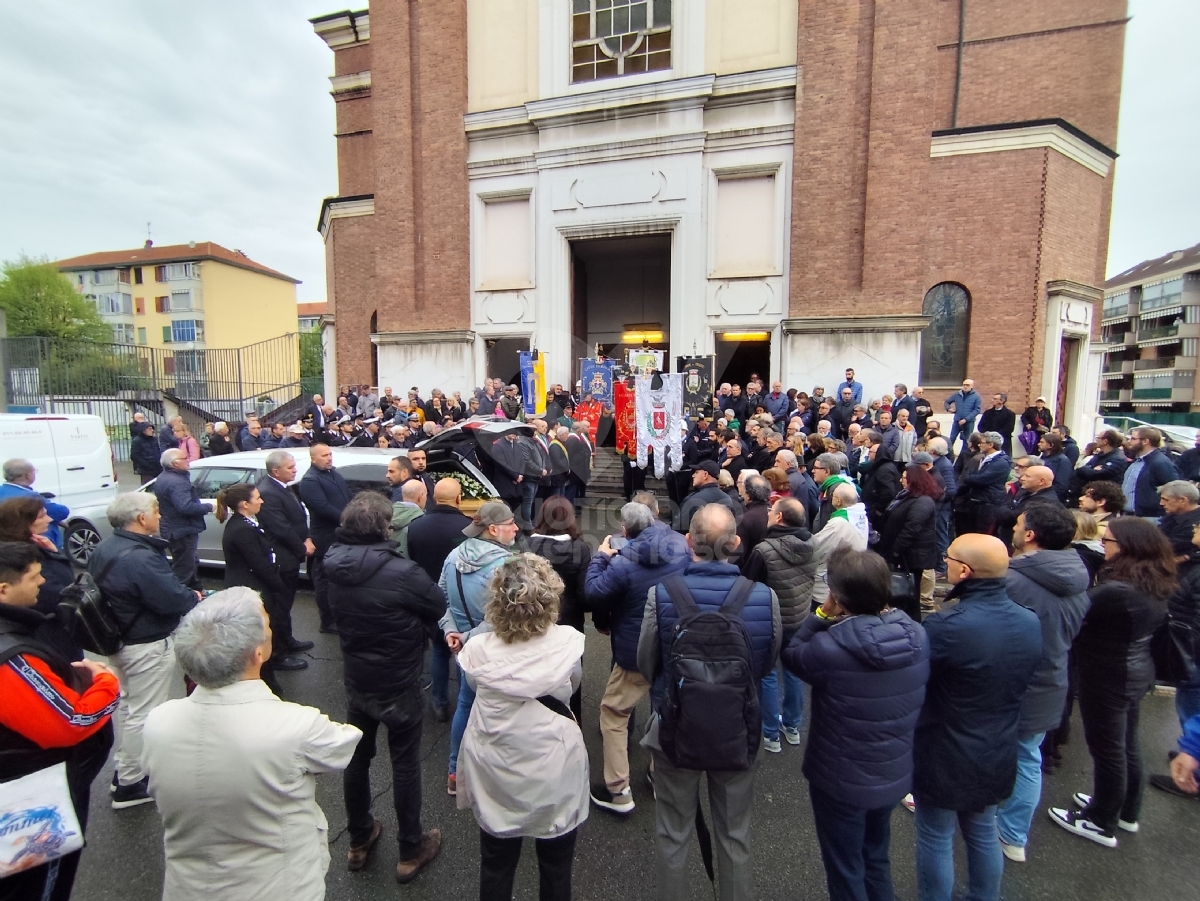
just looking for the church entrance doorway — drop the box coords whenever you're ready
[569,234,671,380]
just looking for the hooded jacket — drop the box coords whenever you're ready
[675,482,742,532]
[389,503,424,558]
[859,446,901,518]
[783,609,929,809]
[131,430,163,476]
[439,537,512,637]
[324,533,447,697]
[914,577,1042,810]
[742,524,816,637]
[456,625,588,839]
[814,473,857,532]
[585,521,689,671]
[1004,549,1092,737]
[811,503,870,605]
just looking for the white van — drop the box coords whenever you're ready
[0,414,118,510]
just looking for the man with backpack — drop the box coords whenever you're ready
[637,503,780,901]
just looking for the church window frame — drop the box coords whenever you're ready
[571,0,672,84]
[919,282,972,386]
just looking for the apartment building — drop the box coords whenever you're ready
[57,241,300,350]
[1099,241,1200,414]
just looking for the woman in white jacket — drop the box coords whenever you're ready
[456,554,589,901]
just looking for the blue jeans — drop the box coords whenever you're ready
[948,417,977,454]
[430,635,451,709]
[996,732,1045,849]
[915,802,1003,901]
[1176,671,1200,728]
[448,667,476,776]
[521,479,539,526]
[809,784,896,901]
[759,665,804,740]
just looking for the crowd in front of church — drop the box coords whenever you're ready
[3,363,1200,901]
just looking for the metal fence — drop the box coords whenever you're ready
[1,334,303,460]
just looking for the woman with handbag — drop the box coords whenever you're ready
[1049,517,1173,846]
[456,554,588,901]
[215,483,287,695]
[878,464,943,618]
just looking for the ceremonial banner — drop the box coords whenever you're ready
[627,348,664,373]
[580,359,614,404]
[676,356,716,419]
[613,378,636,454]
[519,351,547,417]
[635,373,683,478]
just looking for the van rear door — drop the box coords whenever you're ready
[45,417,116,508]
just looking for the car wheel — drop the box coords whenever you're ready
[65,521,102,567]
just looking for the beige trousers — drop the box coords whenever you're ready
[599,664,650,794]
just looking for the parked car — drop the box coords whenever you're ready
[59,420,524,567]
[1102,416,1197,461]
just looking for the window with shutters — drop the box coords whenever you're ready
[137,327,147,345]
[162,325,173,344]
[135,297,145,315]
[571,0,671,83]
[171,289,193,311]
[154,266,168,282]
[133,267,143,284]
[155,296,169,313]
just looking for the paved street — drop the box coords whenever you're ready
[73,479,1200,900]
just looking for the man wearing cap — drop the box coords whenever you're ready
[280,423,311,449]
[675,460,742,533]
[439,501,521,796]
[499,384,523,420]
[352,418,382,448]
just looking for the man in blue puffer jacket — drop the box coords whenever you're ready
[783,546,929,901]
[585,496,689,815]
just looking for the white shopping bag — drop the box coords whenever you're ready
[0,762,84,878]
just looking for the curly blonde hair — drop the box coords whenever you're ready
[486,553,563,644]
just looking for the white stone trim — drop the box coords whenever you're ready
[312,11,369,49]
[930,123,1113,177]
[526,74,716,127]
[329,71,370,94]
[318,196,375,240]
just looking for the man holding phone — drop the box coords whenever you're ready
[584,494,689,815]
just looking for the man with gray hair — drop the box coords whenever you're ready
[586,500,690,815]
[775,448,820,527]
[925,437,958,569]
[89,491,199,809]
[257,451,317,650]
[0,458,70,549]
[737,475,772,566]
[1158,479,1200,561]
[811,483,870,606]
[812,452,857,532]
[637,504,780,900]
[142,589,361,899]
[152,448,212,590]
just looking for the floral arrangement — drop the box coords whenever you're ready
[438,470,496,501]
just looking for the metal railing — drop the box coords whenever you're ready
[1134,357,1176,371]
[1138,325,1180,343]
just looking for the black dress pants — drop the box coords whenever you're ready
[273,566,300,647]
[308,552,336,631]
[1078,680,1146,830]
[344,690,425,858]
[479,827,577,901]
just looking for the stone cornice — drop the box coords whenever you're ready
[330,71,370,94]
[783,315,932,333]
[317,194,374,239]
[311,9,369,48]
[371,329,476,346]
[930,119,1115,177]
[1046,279,1103,302]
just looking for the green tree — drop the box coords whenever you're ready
[299,328,324,381]
[0,255,112,342]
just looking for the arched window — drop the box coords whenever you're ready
[919,283,971,385]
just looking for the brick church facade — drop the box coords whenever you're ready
[312,1,1126,433]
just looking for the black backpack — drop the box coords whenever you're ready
[658,574,760,771]
[57,547,141,656]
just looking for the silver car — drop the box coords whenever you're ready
[60,419,526,567]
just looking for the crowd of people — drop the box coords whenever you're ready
[3,365,1200,901]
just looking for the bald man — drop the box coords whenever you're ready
[912,533,1042,901]
[405,478,473,721]
[391,479,427,558]
[999,463,1064,552]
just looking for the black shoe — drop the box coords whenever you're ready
[1151,773,1199,799]
[288,639,315,652]
[319,624,338,634]
[112,777,154,810]
[110,771,118,793]
[432,703,450,723]
[273,654,309,671]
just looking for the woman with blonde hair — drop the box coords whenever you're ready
[174,422,201,462]
[456,553,587,901]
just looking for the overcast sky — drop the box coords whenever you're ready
[0,1,1195,304]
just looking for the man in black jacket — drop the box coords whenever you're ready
[89,492,198,810]
[325,492,446,881]
[406,478,472,721]
[565,421,593,504]
[675,461,742,532]
[298,444,354,636]
[257,451,317,652]
[978,393,1017,457]
[859,434,901,529]
[1070,428,1129,500]
[406,449,438,511]
[961,431,1012,535]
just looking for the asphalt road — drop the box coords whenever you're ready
[71,472,1200,900]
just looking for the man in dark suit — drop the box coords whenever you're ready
[406,477,472,721]
[978,393,1017,457]
[256,450,316,662]
[306,394,328,431]
[549,427,572,498]
[565,421,592,504]
[406,448,437,511]
[960,431,1013,536]
[297,443,353,633]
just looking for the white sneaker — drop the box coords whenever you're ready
[1048,807,1117,847]
[999,838,1026,862]
[901,793,915,813]
[1071,792,1138,832]
[783,727,801,746]
[590,784,635,814]
[762,736,782,753]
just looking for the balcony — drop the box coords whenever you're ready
[1134,357,1176,371]
[1099,389,1122,401]
[1131,388,1173,400]
[1102,359,1133,373]
[1138,325,1179,343]
[1101,304,1131,323]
